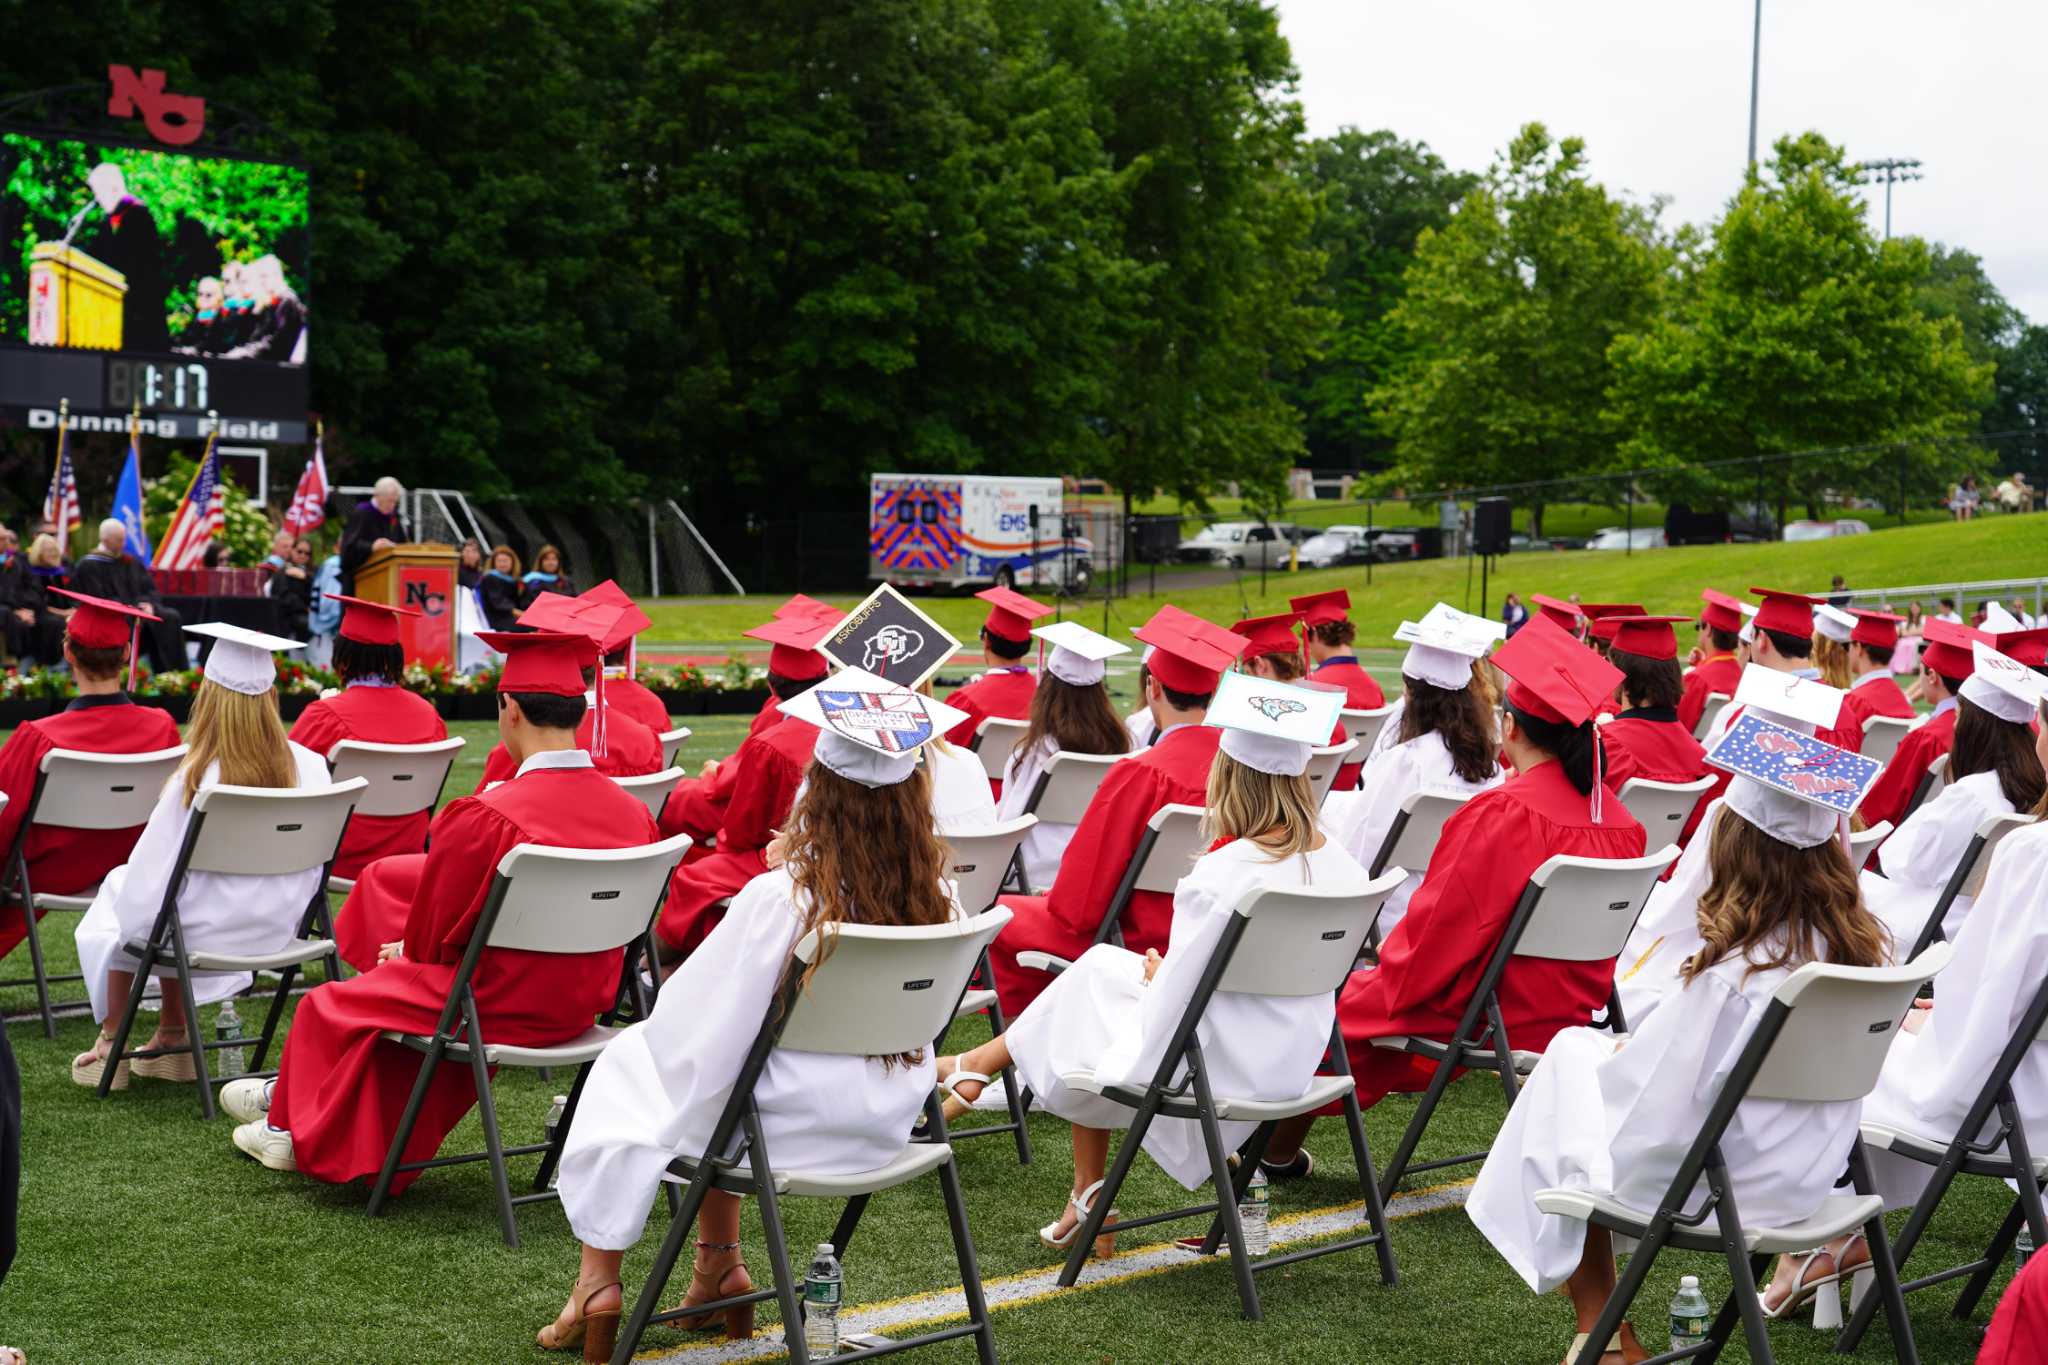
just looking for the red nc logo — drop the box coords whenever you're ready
[106,66,206,146]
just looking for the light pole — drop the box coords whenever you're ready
[1857,158,1924,239]
[1747,0,1763,171]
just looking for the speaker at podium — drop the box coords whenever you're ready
[355,544,460,669]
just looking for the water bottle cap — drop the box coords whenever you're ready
[553,1094,568,1103]
[817,1243,834,1256]
[1680,1275,1700,1288]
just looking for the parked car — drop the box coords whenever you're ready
[1586,527,1667,552]
[1782,518,1870,542]
[1365,529,1424,562]
[1172,521,1302,568]
[1296,525,1370,568]
[1507,533,1567,553]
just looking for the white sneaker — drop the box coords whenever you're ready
[220,1078,274,1124]
[232,1120,296,1172]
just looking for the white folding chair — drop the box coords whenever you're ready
[1902,811,2032,962]
[1336,704,1398,784]
[1303,739,1358,807]
[97,778,370,1117]
[1899,753,1949,823]
[936,816,1040,1164]
[1371,848,1680,1198]
[612,910,1011,1365]
[364,831,693,1246]
[1045,875,1409,1319]
[613,768,684,819]
[1005,750,1122,892]
[1692,691,1733,741]
[1088,803,1208,948]
[0,744,186,1037]
[1361,790,1474,953]
[323,737,465,896]
[658,726,692,769]
[1858,714,1914,766]
[970,716,1030,783]
[1848,821,1893,872]
[1543,947,1952,1365]
[1616,776,1715,848]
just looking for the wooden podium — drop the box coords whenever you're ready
[28,243,127,349]
[356,544,460,669]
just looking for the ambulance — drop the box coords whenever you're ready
[867,473,1094,593]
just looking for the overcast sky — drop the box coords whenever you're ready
[1273,0,2048,324]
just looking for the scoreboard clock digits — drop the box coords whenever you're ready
[106,359,209,412]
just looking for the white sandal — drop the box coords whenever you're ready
[935,1064,992,1107]
[1761,1243,1842,1323]
[1561,1332,1623,1364]
[1039,1178,1118,1259]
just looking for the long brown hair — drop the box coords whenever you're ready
[781,761,956,1066]
[1812,634,1854,689]
[1681,808,1887,983]
[1949,696,2047,811]
[1398,675,1499,784]
[1202,750,1321,860]
[181,682,298,805]
[1017,673,1130,767]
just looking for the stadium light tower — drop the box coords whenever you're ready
[1858,158,1925,239]
[1747,0,1762,171]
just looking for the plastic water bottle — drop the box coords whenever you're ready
[1240,1167,1271,1257]
[1669,1275,1711,1351]
[214,999,244,1079]
[542,1094,568,1188]
[803,1243,843,1356]
[2019,1223,2035,1271]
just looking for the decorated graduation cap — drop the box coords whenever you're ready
[1961,640,2048,724]
[1603,615,1691,662]
[185,622,303,697]
[1749,586,1823,639]
[745,601,845,682]
[1130,605,1247,695]
[1581,603,1646,645]
[1699,589,1746,635]
[1730,662,1844,736]
[1393,602,1502,689]
[1707,714,1882,850]
[1981,601,2024,634]
[326,593,420,647]
[1812,603,1857,645]
[514,593,635,754]
[476,629,600,698]
[1849,609,1905,650]
[1204,670,1343,777]
[779,666,970,788]
[1230,612,1306,664]
[973,585,1054,645]
[1529,593,1586,633]
[50,587,159,690]
[576,580,653,666]
[1996,627,2048,670]
[1920,618,1989,680]
[1032,619,1126,687]
[1493,616,1626,818]
[1287,588,1350,629]
[819,583,961,690]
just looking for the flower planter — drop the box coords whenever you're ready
[703,687,770,715]
[0,699,52,728]
[139,695,193,723]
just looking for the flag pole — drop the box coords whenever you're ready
[46,397,69,532]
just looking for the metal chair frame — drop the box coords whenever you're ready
[932,818,1038,1164]
[1903,812,2031,963]
[1898,753,1950,825]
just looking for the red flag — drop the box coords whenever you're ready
[284,428,330,536]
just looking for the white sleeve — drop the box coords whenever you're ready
[1876,781,2001,891]
[1602,974,1753,1205]
[1090,868,1234,1091]
[1340,742,1427,870]
[995,744,1044,821]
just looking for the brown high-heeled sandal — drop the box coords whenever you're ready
[670,1240,754,1340]
[535,1280,622,1361]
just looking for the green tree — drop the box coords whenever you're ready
[1375,124,1670,534]
[1608,133,1994,520]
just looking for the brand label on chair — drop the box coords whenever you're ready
[276,823,302,832]
[1319,929,1347,941]
[1867,1020,1892,1034]
[902,978,934,991]
[590,890,620,901]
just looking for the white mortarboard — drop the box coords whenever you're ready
[1981,601,2023,634]
[1032,620,1127,687]
[1393,603,1502,690]
[1203,670,1343,776]
[1813,603,1856,644]
[1737,601,1761,646]
[778,667,970,788]
[185,622,303,696]
[1706,713,1883,849]
[1961,640,2048,725]
[1730,663,1843,736]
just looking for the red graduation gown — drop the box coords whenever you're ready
[989,724,1220,1016]
[1333,761,1646,1107]
[288,684,449,880]
[1979,1250,2048,1364]
[657,695,781,843]
[0,697,182,961]
[473,708,663,791]
[1310,657,1385,709]
[943,668,1036,748]
[1601,708,1711,845]
[269,763,658,1191]
[1858,706,1956,833]
[655,716,818,955]
[1676,653,1741,735]
[1818,673,1914,753]
[605,676,674,738]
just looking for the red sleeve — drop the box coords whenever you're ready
[1858,729,1930,831]
[400,798,516,963]
[287,703,344,757]
[1676,671,1709,733]
[1372,799,1517,1016]
[1979,1253,2048,1364]
[1041,760,1157,940]
[714,739,801,852]
[944,685,989,748]
[0,726,51,866]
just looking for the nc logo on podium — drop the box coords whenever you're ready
[107,66,206,147]
[403,582,449,618]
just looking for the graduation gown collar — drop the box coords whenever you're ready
[514,747,595,780]
[65,691,135,712]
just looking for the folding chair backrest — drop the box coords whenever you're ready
[326,738,465,818]
[1217,869,1408,997]
[780,907,1013,1055]
[1368,789,1473,879]
[1514,848,1682,962]
[1847,821,1891,868]
[613,768,684,818]
[1692,692,1732,741]
[1746,945,1954,1103]
[185,779,371,876]
[1858,714,1913,765]
[1904,754,1948,819]
[1302,740,1358,805]
[485,832,693,954]
[33,746,187,830]
[941,816,1037,914]
[1132,803,1209,893]
[1027,751,1121,824]
[1958,812,2031,899]
[659,727,692,769]
[1616,776,1715,845]
[972,717,1030,782]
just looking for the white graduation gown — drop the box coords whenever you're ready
[1003,836,1370,1189]
[1470,944,1863,1293]
[1364,695,1407,762]
[1125,708,1156,749]
[924,740,998,836]
[996,741,1069,893]
[1859,770,2013,953]
[1862,818,2048,1209]
[76,743,333,1020]
[1612,798,1726,1028]
[559,866,942,1252]
[1321,731,1503,935]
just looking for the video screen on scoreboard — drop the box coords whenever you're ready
[0,127,309,430]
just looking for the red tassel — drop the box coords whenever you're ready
[591,668,608,759]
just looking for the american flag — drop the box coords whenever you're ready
[284,426,329,536]
[41,416,81,536]
[153,431,225,570]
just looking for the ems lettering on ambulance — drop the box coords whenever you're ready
[817,689,935,754]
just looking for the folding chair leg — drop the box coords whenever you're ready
[1572,1220,1672,1365]
[1855,1200,1920,1364]
[248,963,298,1074]
[1953,1197,2028,1322]
[171,962,215,1120]
[828,1194,871,1262]
[744,1107,807,1364]
[1190,1067,1262,1319]
[98,949,156,1099]
[18,895,54,1039]
[1700,1171,1776,1365]
[1838,1135,1967,1349]
[615,1166,719,1365]
[366,1044,447,1218]
[931,1101,998,1365]
[1485,995,1520,1106]
[532,1059,596,1193]
[462,996,519,1248]
[1341,1091,1398,1285]
[1058,1102,1160,1289]
[1197,1127,1271,1256]
[979,962,1032,1166]
[1376,1043,1465,1202]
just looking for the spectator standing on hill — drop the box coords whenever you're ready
[1502,592,1529,637]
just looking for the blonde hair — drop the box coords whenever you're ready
[181,682,298,804]
[1202,749,1321,859]
[28,533,61,568]
[1812,634,1854,689]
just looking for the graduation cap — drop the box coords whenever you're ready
[1493,615,1622,728]
[745,602,845,682]
[1749,586,1823,639]
[819,583,962,690]
[576,580,653,668]
[1849,609,1905,650]
[476,630,599,698]
[185,622,303,696]
[1393,603,1502,689]
[1130,605,1247,695]
[779,666,971,789]
[1230,612,1306,663]
[1699,590,1746,635]
[1920,618,1990,680]
[1813,603,1856,645]
[327,593,420,647]
[1603,615,1691,662]
[1581,603,1646,645]
[1730,663,1844,735]
[1981,601,2024,634]
[973,585,1054,645]
[1204,670,1343,777]
[1996,627,2048,670]
[50,587,160,691]
[1529,594,1586,633]
[1961,640,2048,724]
[1287,588,1350,628]
[512,593,638,754]
[1032,619,1126,687]
[774,593,833,621]
[1707,713,1882,849]
[1737,601,1761,646]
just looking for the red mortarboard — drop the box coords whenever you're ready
[1493,614,1625,728]
[1230,612,1305,661]
[1132,605,1247,694]
[49,587,158,650]
[1848,609,1905,650]
[576,580,653,652]
[1529,593,1586,633]
[1996,627,2048,669]
[1749,586,1823,639]
[1699,590,1746,634]
[774,593,831,620]
[1287,589,1350,628]
[1921,618,1990,679]
[478,630,599,697]
[745,603,844,681]
[1604,615,1691,662]
[327,593,420,647]
[1581,603,1646,643]
[974,585,1054,643]
[517,591,638,650]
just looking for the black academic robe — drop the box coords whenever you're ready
[338,502,406,595]
[94,200,170,351]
